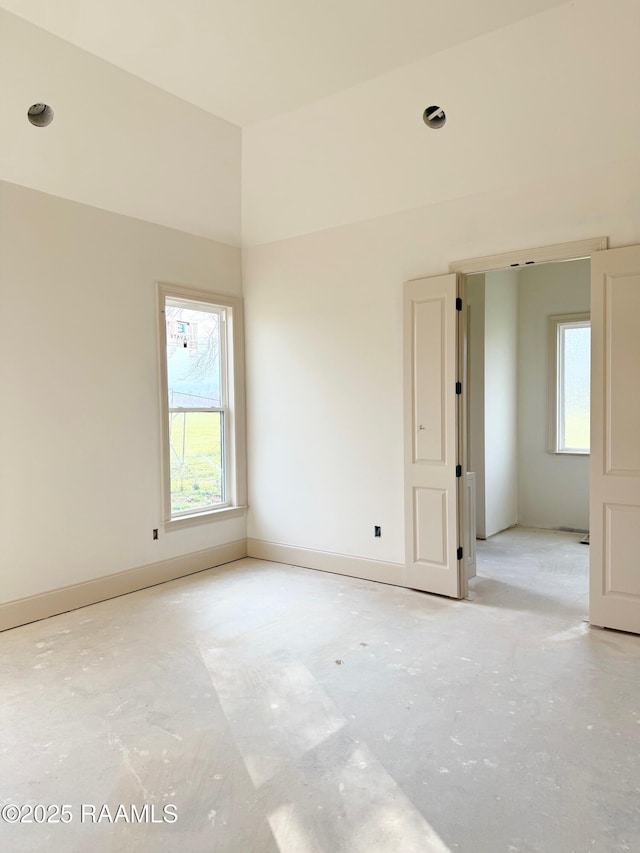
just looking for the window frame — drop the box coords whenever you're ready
[157,283,247,529]
[548,312,591,456]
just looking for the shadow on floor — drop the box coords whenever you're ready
[469,575,587,619]
[468,527,589,619]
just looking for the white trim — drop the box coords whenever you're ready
[164,505,247,531]
[247,539,405,587]
[156,282,247,527]
[450,237,608,275]
[444,238,605,615]
[548,312,591,454]
[169,407,226,413]
[0,539,247,633]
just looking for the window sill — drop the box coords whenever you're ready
[164,505,247,532]
[548,451,590,457]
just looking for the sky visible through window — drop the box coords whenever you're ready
[561,323,590,451]
[166,303,224,513]
[166,306,222,408]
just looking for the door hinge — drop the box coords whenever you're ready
[456,297,462,311]
[455,381,462,395]
[456,464,462,478]
[457,546,463,560]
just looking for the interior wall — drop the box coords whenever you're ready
[466,275,486,537]
[243,0,640,246]
[243,164,640,564]
[0,10,241,244]
[1,0,633,598]
[0,182,244,606]
[466,271,518,539]
[483,270,519,537]
[517,259,591,530]
[243,0,638,564]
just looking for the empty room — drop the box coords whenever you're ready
[1,2,640,852]
[464,259,591,618]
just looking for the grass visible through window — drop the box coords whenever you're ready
[169,411,223,513]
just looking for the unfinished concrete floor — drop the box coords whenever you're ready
[1,528,639,852]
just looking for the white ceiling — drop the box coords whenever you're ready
[1,0,568,126]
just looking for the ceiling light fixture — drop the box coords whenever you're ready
[423,105,446,129]
[27,103,54,127]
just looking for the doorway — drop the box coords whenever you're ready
[468,527,590,621]
[462,258,591,614]
[404,239,640,634]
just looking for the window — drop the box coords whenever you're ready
[549,313,590,454]
[158,284,246,525]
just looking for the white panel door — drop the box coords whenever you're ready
[590,246,640,633]
[403,274,463,597]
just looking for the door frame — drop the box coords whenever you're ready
[449,237,608,277]
[450,236,607,594]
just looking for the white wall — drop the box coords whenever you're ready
[243,0,640,246]
[466,271,518,539]
[483,270,519,537]
[243,0,639,564]
[243,165,640,563]
[0,10,241,244]
[0,182,244,605]
[466,275,486,537]
[0,0,569,127]
[517,260,590,530]
[1,0,633,599]
[243,228,405,563]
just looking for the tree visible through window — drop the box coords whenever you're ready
[166,300,226,513]
[158,285,244,522]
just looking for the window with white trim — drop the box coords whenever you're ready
[158,285,245,523]
[549,313,591,454]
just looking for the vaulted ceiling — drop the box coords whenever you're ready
[0,0,569,125]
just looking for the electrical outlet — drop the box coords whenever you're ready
[374,526,381,538]
[152,528,159,540]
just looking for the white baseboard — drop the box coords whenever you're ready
[247,538,405,586]
[0,539,247,632]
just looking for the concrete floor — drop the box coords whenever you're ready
[1,528,639,852]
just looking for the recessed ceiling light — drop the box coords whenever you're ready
[27,103,54,127]
[423,105,446,129]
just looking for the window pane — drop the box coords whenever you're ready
[166,304,223,408]
[169,411,224,514]
[562,324,590,450]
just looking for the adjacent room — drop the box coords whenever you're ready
[465,260,590,617]
[1,1,640,851]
